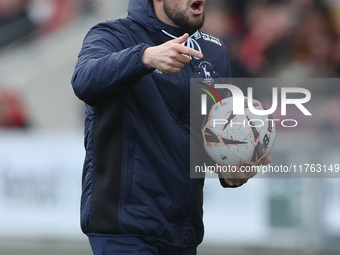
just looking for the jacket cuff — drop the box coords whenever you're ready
[218,174,242,188]
[139,44,155,72]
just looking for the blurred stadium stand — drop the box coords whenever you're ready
[0,0,127,131]
[0,0,340,255]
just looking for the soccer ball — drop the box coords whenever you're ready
[202,97,276,166]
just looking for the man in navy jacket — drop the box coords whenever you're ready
[72,0,262,254]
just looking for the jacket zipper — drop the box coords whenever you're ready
[175,61,196,245]
[190,60,195,73]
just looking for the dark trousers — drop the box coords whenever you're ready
[88,234,197,255]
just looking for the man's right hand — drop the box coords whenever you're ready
[142,33,203,73]
[220,157,272,187]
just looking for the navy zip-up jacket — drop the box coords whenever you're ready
[72,0,231,247]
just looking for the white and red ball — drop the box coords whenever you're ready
[202,97,276,166]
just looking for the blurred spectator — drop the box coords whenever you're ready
[280,1,340,77]
[0,0,35,48]
[0,0,85,48]
[203,0,340,78]
[27,0,80,34]
[240,2,296,76]
[0,88,29,129]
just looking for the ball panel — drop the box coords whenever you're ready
[202,97,276,166]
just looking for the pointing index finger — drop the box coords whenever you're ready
[178,44,203,59]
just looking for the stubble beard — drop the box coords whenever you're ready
[163,2,205,34]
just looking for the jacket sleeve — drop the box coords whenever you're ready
[71,24,154,105]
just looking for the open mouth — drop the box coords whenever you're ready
[190,0,203,15]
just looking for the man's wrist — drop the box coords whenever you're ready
[142,47,153,69]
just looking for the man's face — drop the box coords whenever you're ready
[162,0,206,33]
